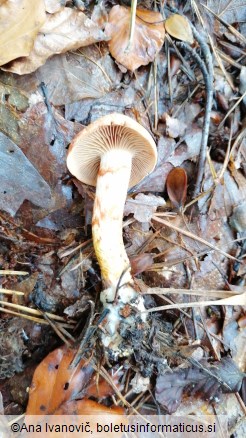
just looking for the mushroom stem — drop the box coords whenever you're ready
[92,149,133,290]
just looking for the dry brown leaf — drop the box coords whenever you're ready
[3,7,106,74]
[36,46,121,105]
[156,358,244,414]
[166,167,187,209]
[0,0,46,66]
[165,14,194,44]
[130,253,154,276]
[105,6,165,71]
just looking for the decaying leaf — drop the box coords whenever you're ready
[26,346,93,414]
[130,253,154,276]
[124,193,165,223]
[156,358,245,414]
[3,7,106,74]
[166,167,187,209]
[36,46,122,105]
[0,132,53,216]
[105,6,165,71]
[165,14,194,44]
[26,345,123,415]
[0,0,46,66]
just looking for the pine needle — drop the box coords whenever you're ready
[146,291,246,312]
[0,270,29,275]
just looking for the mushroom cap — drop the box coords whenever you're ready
[67,113,157,188]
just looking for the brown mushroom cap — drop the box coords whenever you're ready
[67,113,157,188]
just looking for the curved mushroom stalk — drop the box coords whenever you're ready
[67,114,157,356]
[93,149,146,352]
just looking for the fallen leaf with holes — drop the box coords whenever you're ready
[26,346,93,414]
[165,14,194,44]
[155,358,244,413]
[0,132,52,216]
[26,345,123,415]
[105,5,165,71]
[166,167,187,209]
[0,0,46,66]
[124,193,165,223]
[3,7,106,74]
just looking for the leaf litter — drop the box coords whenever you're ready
[0,0,245,434]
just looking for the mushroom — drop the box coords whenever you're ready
[67,113,157,352]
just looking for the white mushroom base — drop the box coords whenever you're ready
[100,285,148,358]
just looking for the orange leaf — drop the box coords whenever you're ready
[106,6,165,71]
[166,167,187,209]
[26,346,94,414]
[55,398,124,415]
[26,346,124,415]
[165,14,194,44]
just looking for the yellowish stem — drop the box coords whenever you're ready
[92,149,133,290]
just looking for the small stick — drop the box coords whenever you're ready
[0,307,49,324]
[168,4,214,197]
[0,288,24,296]
[0,299,75,322]
[125,0,138,53]
[146,291,246,312]
[0,270,28,275]
[143,287,240,298]
[153,57,159,131]
[166,39,173,104]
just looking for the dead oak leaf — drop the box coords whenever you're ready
[3,7,106,74]
[105,6,165,71]
[0,0,46,66]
